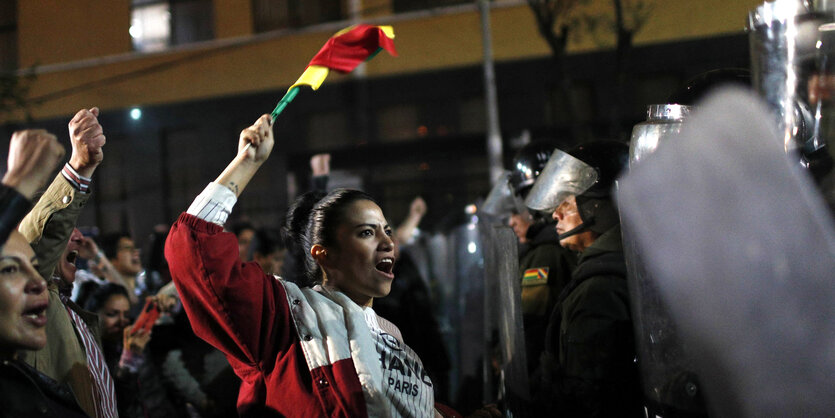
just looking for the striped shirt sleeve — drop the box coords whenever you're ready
[186,182,237,226]
[61,163,92,193]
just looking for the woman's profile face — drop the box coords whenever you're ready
[98,294,131,342]
[0,232,48,353]
[323,199,396,306]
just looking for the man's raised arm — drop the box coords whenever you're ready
[19,107,106,280]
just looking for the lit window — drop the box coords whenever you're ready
[130,3,171,52]
[130,0,214,52]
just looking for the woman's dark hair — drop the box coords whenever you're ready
[282,191,327,285]
[83,283,131,313]
[283,188,377,287]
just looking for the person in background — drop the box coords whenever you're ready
[508,209,533,245]
[251,227,286,276]
[84,283,183,418]
[309,153,331,193]
[0,128,81,416]
[18,107,119,418]
[394,196,427,245]
[72,231,130,304]
[230,221,256,262]
[99,232,146,309]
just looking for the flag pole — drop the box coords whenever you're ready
[244,86,300,152]
[270,86,301,123]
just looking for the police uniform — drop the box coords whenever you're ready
[518,221,576,373]
[535,225,643,417]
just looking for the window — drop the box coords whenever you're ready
[252,0,344,32]
[130,0,214,52]
[0,0,16,71]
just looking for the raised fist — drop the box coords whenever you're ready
[310,153,331,177]
[78,236,100,260]
[2,129,65,199]
[68,107,105,177]
[409,197,427,219]
[238,114,274,164]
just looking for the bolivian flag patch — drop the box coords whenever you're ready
[522,267,549,286]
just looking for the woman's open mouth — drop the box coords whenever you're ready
[22,302,48,327]
[66,250,78,265]
[375,257,395,278]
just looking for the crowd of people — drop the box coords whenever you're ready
[0,107,460,417]
[0,101,663,417]
[1,68,833,417]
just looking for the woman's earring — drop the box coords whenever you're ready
[312,245,327,258]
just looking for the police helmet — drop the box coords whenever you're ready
[508,141,557,198]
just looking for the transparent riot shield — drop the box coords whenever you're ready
[478,222,530,417]
[426,215,488,412]
[618,87,835,417]
[621,229,707,417]
[624,104,707,416]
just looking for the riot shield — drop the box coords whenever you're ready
[478,222,529,417]
[624,104,707,416]
[617,87,835,416]
[429,216,489,413]
[621,230,707,417]
[481,171,516,220]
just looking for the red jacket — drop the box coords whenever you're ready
[165,213,368,417]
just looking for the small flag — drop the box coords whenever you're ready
[270,24,397,121]
[290,24,397,91]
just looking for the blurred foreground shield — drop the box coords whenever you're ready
[617,87,835,417]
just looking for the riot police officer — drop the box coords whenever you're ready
[527,141,643,417]
[508,142,576,375]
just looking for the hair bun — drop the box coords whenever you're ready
[284,191,326,249]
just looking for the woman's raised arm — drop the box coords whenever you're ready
[215,114,274,197]
[165,114,287,366]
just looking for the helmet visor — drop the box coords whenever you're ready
[525,149,598,212]
[481,172,516,216]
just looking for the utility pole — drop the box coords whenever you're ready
[479,0,504,186]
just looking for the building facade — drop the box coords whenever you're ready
[1,0,758,239]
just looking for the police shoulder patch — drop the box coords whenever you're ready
[522,267,549,286]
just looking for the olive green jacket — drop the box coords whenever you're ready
[518,223,576,374]
[17,172,101,418]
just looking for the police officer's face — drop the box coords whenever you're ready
[552,195,596,252]
[508,211,532,243]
